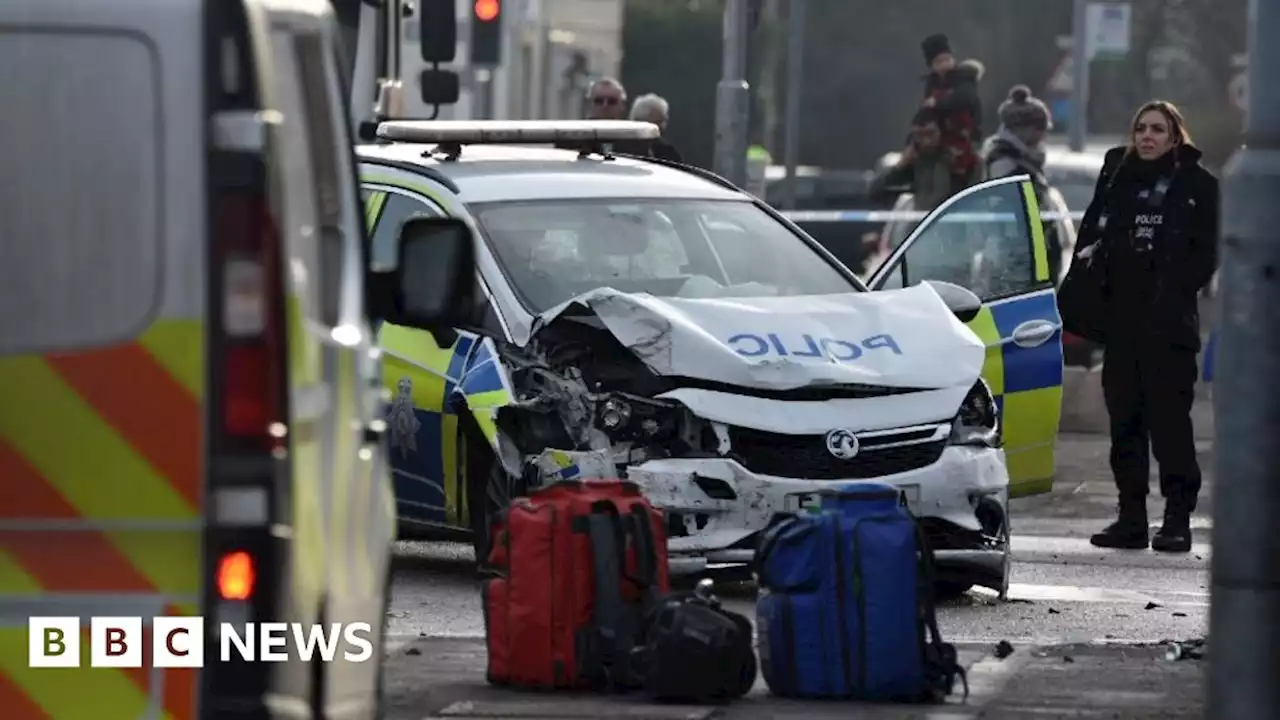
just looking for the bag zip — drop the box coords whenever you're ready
[850,517,867,696]
[780,593,799,695]
[831,515,853,696]
[502,506,516,682]
[548,503,561,685]
[850,514,903,696]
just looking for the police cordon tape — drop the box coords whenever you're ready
[780,209,1086,223]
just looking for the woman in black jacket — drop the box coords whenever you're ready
[1069,100,1219,553]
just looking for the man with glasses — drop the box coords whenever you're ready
[586,77,627,120]
[556,77,630,154]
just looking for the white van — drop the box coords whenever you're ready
[0,0,471,716]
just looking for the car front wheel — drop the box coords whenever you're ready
[462,430,521,566]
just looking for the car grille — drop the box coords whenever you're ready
[727,425,947,481]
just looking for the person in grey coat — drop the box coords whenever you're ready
[984,85,1065,279]
[984,85,1052,182]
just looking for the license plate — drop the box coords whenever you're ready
[785,486,922,513]
[899,485,922,512]
[783,492,821,512]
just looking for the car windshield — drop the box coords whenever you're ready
[472,198,864,314]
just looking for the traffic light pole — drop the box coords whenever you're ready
[713,0,750,188]
[346,0,383,130]
[1209,0,1280,716]
[780,0,806,210]
[1068,0,1090,152]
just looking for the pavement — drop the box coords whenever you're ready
[380,432,1211,719]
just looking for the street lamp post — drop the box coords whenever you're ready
[1209,0,1280,716]
[713,0,750,188]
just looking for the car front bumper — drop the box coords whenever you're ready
[625,443,1010,590]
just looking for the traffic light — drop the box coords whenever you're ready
[421,68,461,106]
[470,0,503,66]
[419,0,457,63]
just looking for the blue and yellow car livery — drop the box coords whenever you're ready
[867,177,1064,495]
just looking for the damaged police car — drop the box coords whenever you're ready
[364,121,1064,599]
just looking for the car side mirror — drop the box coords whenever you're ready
[924,279,982,323]
[367,217,477,343]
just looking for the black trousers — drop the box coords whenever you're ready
[1100,343,1202,512]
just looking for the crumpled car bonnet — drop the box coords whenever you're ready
[529,284,986,392]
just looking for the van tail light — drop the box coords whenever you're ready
[216,550,256,600]
[213,192,285,448]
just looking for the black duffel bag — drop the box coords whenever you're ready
[631,580,757,703]
[1057,242,1109,344]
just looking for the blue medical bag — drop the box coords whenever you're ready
[755,482,966,702]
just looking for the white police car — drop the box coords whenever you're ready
[364,121,1062,598]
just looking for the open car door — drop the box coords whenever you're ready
[868,175,1064,496]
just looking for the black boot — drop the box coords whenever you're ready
[1152,503,1192,553]
[1090,500,1149,549]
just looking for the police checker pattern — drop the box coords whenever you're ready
[969,289,1064,495]
[0,320,203,720]
[885,179,1063,496]
[365,180,513,529]
[377,327,510,528]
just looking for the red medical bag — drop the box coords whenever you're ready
[482,480,669,689]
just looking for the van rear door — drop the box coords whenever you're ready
[0,0,206,717]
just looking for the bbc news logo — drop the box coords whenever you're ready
[29,617,374,668]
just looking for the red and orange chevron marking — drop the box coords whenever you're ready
[0,322,204,720]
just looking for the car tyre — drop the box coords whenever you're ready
[998,507,1012,601]
[462,426,522,567]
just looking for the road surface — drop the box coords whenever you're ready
[380,433,1210,718]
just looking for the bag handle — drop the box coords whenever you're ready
[625,505,661,605]
[586,501,634,689]
[753,513,802,581]
[914,520,969,702]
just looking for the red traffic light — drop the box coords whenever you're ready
[474,0,500,22]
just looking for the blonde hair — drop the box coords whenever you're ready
[1127,100,1192,158]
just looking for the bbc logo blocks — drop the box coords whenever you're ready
[28,616,204,668]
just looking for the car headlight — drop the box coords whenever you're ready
[597,395,678,441]
[950,378,999,446]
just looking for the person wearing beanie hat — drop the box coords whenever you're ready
[983,84,1067,279]
[998,85,1053,134]
[918,33,986,187]
[985,85,1053,181]
[921,33,955,74]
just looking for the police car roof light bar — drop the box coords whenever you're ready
[376,120,660,145]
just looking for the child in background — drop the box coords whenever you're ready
[920,33,987,188]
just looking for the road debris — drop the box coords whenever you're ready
[1165,638,1207,661]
